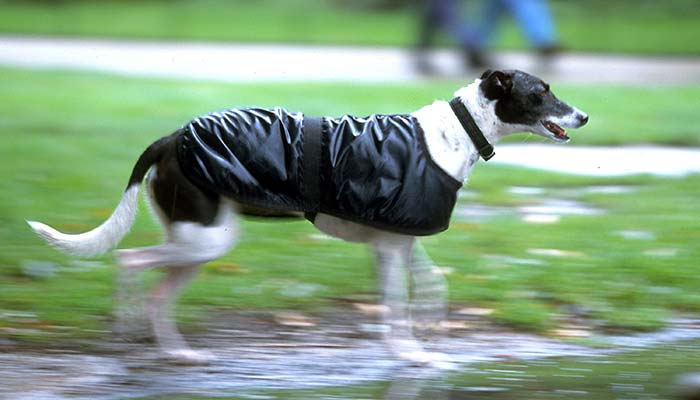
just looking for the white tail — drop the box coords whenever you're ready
[27,185,140,258]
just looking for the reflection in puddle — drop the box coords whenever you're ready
[507,186,546,196]
[383,341,700,400]
[615,230,657,241]
[456,185,636,224]
[518,199,603,217]
[453,203,516,222]
[455,198,604,224]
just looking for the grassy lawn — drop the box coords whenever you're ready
[0,0,699,55]
[1,67,699,343]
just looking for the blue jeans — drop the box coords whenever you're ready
[475,0,557,48]
[419,0,480,50]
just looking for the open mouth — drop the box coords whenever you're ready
[542,120,569,141]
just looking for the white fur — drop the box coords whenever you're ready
[117,199,238,270]
[414,79,588,181]
[115,193,239,364]
[27,185,140,257]
[549,105,588,128]
[313,214,453,367]
[412,79,510,183]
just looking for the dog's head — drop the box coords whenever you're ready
[478,69,588,142]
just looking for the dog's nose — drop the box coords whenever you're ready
[578,113,589,126]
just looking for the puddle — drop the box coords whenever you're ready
[527,248,585,258]
[1,312,699,399]
[508,185,635,197]
[507,186,546,196]
[615,230,657,241]
[483,254,546,266]
[455,198,604,224]
[518,199,603,217]
[453,203,516,222]
[644,248,679,257]
[577,185,635,195]
[455,183,627,225]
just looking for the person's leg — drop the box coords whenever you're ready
[503,0,558,48]
[439,0,494,68]
[438,0,479,50]
[417,0,440,51]
[416,0,494,71]
[415,0,447,74]
[473,0,506,49]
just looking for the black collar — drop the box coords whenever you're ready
[449,97,495,161]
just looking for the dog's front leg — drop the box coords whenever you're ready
[373,237,433,364]
[408,242,448,330]
[373,236,454,368]
[373,237,414,346]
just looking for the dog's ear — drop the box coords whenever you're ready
[480,70,513,100]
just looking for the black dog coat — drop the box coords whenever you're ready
[176,107,462,236]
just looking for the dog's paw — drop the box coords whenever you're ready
[386,338,456,368]
[162,349,217,365]
[399,350,456,370]
[386,337,425,355]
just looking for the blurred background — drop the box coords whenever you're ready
[1,0,700,399]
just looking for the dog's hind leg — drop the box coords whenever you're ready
[116,212,238,270]
[148,264,213,363]
[116,156,239,271]
[115,157,239,363]
[141,206,237,363]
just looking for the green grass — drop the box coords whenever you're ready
[1,0,699,54]
[1,67,700,343]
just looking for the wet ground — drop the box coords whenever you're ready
[2,310,700,400]
[4,183,699,399]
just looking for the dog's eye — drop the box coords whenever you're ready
[529,93,544,104]
[539,84,550,96]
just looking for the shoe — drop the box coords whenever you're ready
[537,44,564,59]
[464,48,490,70]
[413,49,438,76]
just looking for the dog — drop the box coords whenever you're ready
[28,69,588,365]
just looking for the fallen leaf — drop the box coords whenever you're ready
[274,312,316,327]
[352,303,389,315]
[457,307,494,316]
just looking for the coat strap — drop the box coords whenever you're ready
[302,116,323,221]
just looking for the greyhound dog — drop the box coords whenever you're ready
[28,69,588,365]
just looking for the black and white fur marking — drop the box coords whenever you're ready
[28,69,588,366]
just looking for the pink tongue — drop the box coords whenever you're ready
[549,122,565,136]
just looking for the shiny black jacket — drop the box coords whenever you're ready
[176,107,462,236]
